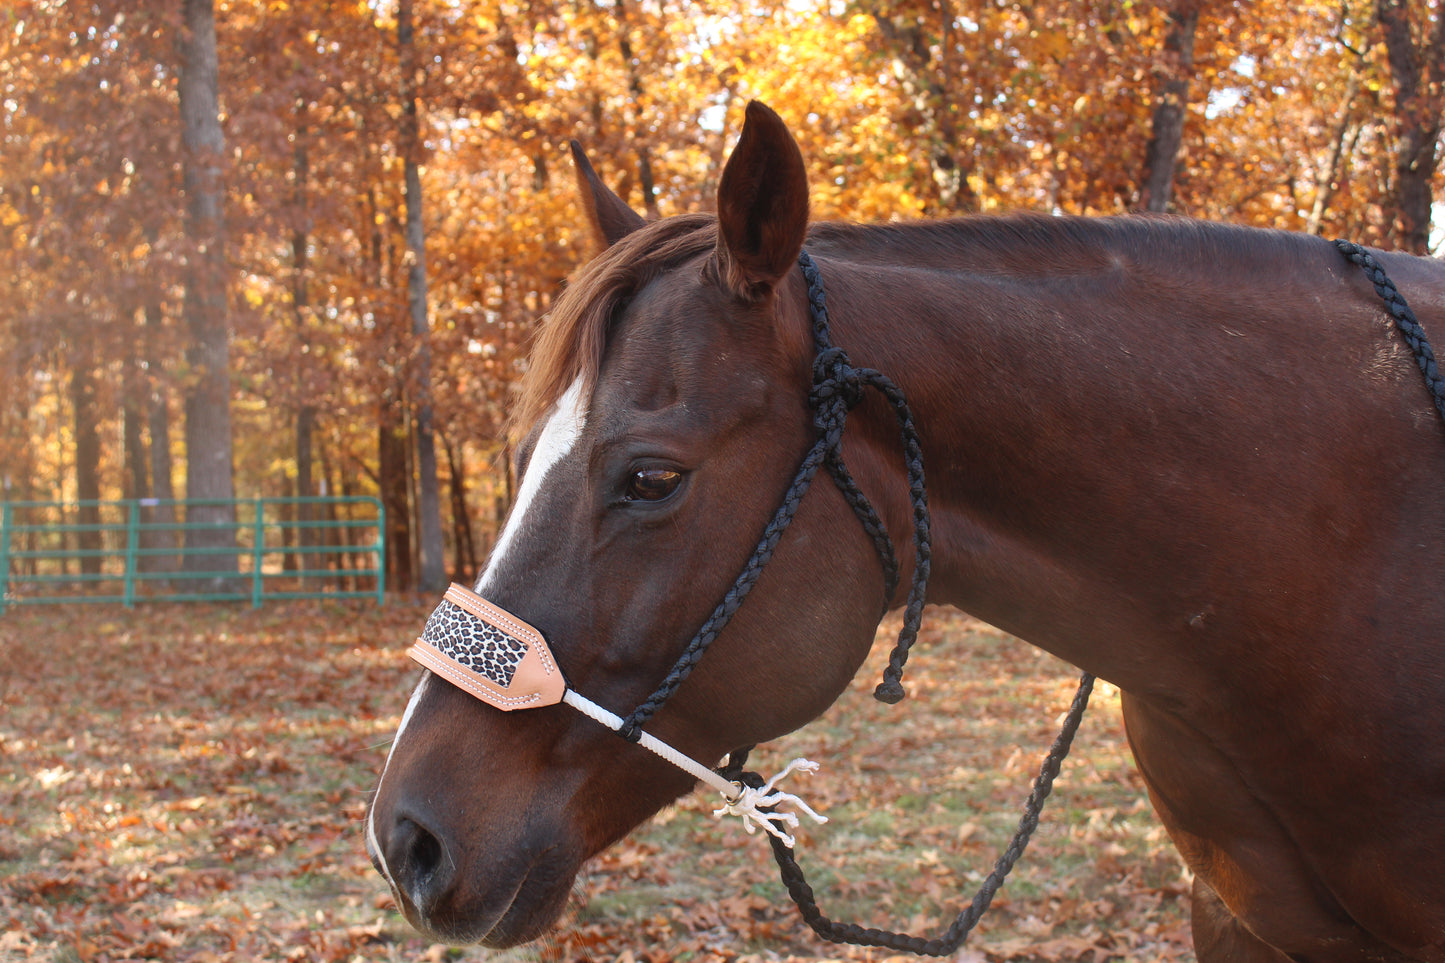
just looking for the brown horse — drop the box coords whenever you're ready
[367,102,1445,961]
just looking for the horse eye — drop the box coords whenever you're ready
[626,468,682,502]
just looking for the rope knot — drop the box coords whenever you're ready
[873,678,906,704]
[810,346,865,416]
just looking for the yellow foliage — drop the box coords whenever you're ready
[0,0,1434,505]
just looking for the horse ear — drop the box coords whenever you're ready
[570,140,646,249]
[715,101,809,300]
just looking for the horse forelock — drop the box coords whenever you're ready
[510,213,721,439]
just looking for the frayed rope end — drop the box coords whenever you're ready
[714,758,827,849]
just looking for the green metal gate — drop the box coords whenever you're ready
[0,497,385,611]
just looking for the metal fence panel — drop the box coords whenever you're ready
[0,497,385,611]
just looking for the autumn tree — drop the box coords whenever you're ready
[1139,0,1202,211]
[1375,0,1445,253]
[0,4,185,545]
[396,0,447,593]
[178,0,238,576]
[5,0,1443,597]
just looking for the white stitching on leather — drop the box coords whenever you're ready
[409,643,544,708]
[444,585,560,677]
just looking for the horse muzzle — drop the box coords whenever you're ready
[365,655,591,948]
[367,787,582,946]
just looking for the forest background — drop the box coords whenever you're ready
[2,0,1443,592]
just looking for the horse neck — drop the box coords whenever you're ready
[805,218,1243,686]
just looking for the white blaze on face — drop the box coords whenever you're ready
[477,376,589,595]
[368,378,590,886]
[366,671,431,888]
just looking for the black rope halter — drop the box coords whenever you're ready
[1333,240,1445,420]
[612,248,1097,954]
[721,677,1094,956]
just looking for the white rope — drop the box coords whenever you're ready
[563,690,735,794]
[562,690,827,848]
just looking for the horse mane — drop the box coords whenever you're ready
[510,213,719,438]
[513,210,1315,438]
[805,211,1314,277]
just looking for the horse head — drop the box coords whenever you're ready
[365,102,903,946]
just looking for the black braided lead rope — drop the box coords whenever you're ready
[618,250,934,740]
[1333,239,1445,424]
[674,252,1096,955]
[617,430,834,741]
[799,252,933,703]
[724,673,1094,955]
[822,447,901,602]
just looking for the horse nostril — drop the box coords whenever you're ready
[389,814,454,917]
[412,823,442,875]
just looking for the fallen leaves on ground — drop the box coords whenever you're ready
[0,602,1193,962]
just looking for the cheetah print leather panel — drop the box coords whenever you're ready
[421,598,529,688]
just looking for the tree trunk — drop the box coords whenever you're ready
[1376,0,1445,254]
[143,304,179,575]
[69,348,102,576]
[121,347,150,503]
[291,112,318,583]
[868,6,979,214]
[277,470,297,573]
[379,392,413,592]
[489,442,515,562]
[296,404,315,574]
[398,0,447,594]
[614,0,662,219]
[1140,0,1200,213]
[443,433,478,582]
[1306,75,1363,235]
[317,431,341,584]
[334,454,356,589]
[178,0,238,579]
[330,481,349,590]
[404,400,419,577]
[362,170,409,594]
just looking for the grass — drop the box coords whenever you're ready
[0,601,1194,962]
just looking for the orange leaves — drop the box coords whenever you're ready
[1,601,437,961]
[0,601,1191,962]
[5,0,1433,529]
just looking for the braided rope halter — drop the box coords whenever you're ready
[412,248,1094,953]
[695,251,1095,954]
[722,241,1445,955]
[406,239,1440,957]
